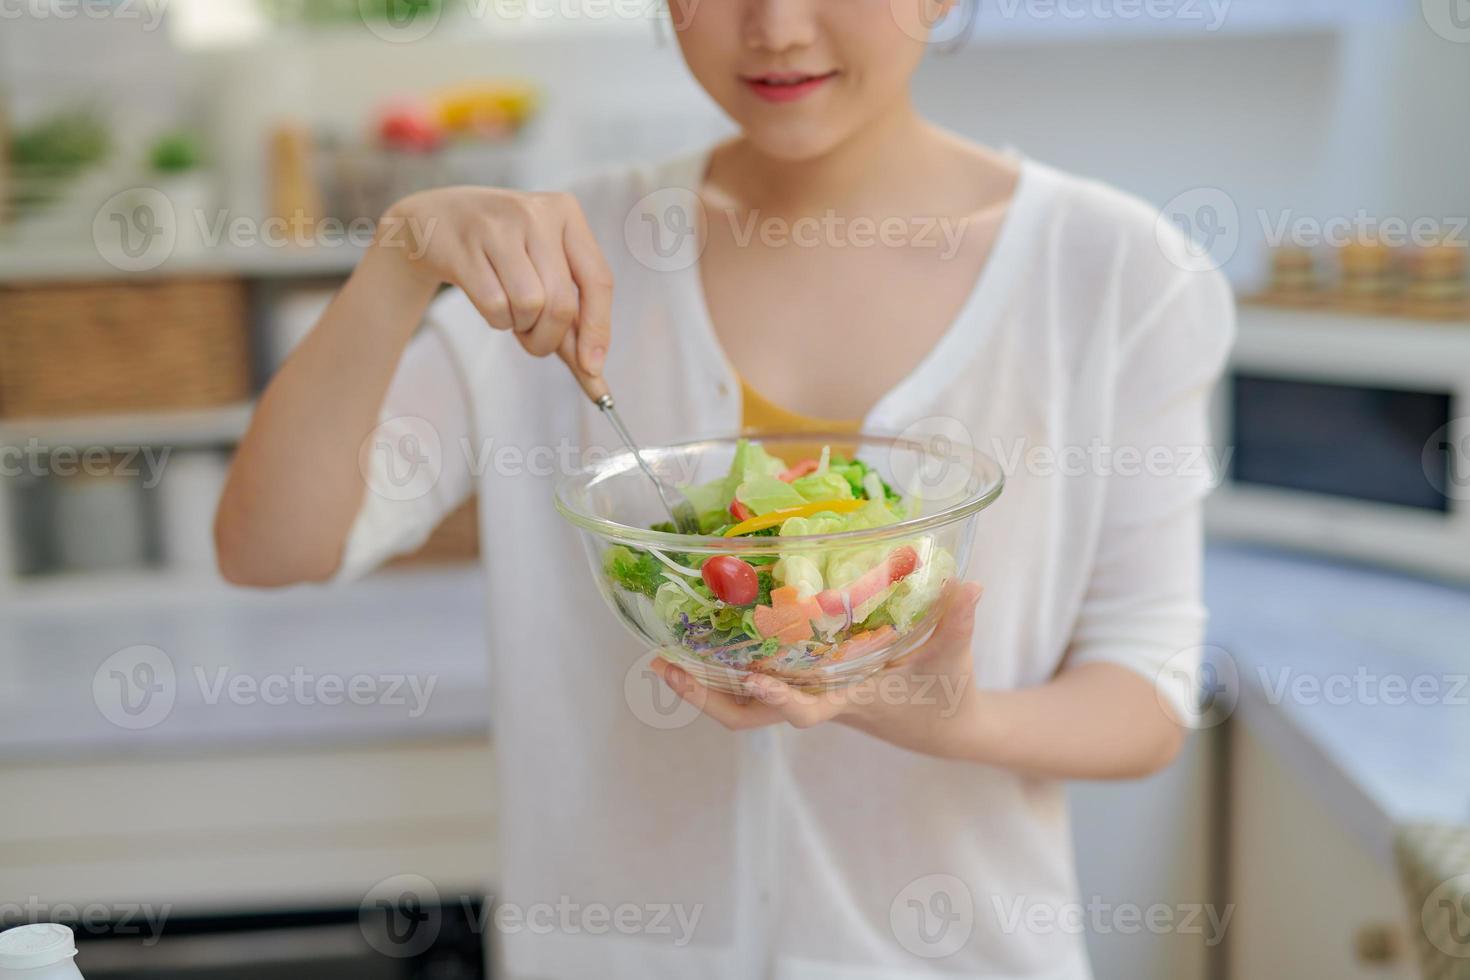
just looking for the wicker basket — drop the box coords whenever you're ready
[0,278,252,418]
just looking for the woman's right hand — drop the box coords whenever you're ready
[379,187,613,381]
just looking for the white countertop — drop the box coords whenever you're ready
[4,546,1465,870]
[1205,543,1470,865]
[0,566,490,762]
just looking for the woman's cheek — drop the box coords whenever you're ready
[671,11,738,97]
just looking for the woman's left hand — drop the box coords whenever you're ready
[649,581,986,761]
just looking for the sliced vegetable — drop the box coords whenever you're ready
[821,626,897,663]
[778,512,853,538]
[723,499,867,537]
[752,586,824,643]
[790,470,855,504]
[814,546,922,618]
[779,458,820,482]
[734,476,807,515]
[772,554,824,599]
[682,440,789,530]
[603,439,957,679]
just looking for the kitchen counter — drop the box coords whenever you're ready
[1205,543,1470,866]
[0,565,498,911]
[0,566,491,762]
[4,546,1465,872]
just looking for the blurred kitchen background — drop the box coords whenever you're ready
[1,1,1468,978]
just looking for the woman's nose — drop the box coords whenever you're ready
[743,0,819,53]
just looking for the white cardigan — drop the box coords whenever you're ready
[340,151,1235,980]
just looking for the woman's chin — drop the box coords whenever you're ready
[738,121,852,164]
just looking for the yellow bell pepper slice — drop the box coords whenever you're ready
[723,499,866,537]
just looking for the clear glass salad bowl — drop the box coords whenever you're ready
[555,431,1005,694]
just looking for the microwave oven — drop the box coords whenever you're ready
[1207,306,1470,581]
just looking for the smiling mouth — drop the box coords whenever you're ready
[741,70,840,103]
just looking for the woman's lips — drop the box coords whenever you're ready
[741,71,839,104]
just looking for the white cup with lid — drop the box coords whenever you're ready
[0,925,85,979]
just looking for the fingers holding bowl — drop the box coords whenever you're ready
[647,579,982,733]
[651,656,851,731]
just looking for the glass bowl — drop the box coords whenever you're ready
[554,431,1004,693]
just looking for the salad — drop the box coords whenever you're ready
[601,440,956,678]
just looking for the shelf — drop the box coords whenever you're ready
[0,242,364,285]
[1234,307,1470,357]
[961,0,1412,44]
[181,1,1405,52]
[2,562,480,616]
[1234,305,1470,387]
[1239,302,1470,334]
[0,403,254,450]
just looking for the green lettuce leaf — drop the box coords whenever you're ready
[734,476,807,515]
[778,512,850,538]
[790,471,854,504]
[603,546,664,597]
[680,439,791,529]
[878,548,955,630]
[772,554,824,598]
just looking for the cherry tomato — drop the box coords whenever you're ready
[378,106,443,154]
[702,555,759,605]
[729,499,755,522]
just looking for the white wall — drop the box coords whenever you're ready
[914,24,1470,287]
[190,15,1470,292]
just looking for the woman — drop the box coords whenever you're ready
[216,0,1234,975]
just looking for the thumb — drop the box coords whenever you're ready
[557,328,610,403]
[916,581,983,665]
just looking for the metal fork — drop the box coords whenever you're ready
[560,344,701,534]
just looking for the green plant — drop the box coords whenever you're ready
[260,0,448,23]
[150,132,203,174]
[10,108,110,173]
[8,107,111,212]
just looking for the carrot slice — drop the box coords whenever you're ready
[822,626,898,663]
[752,585,824,643]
